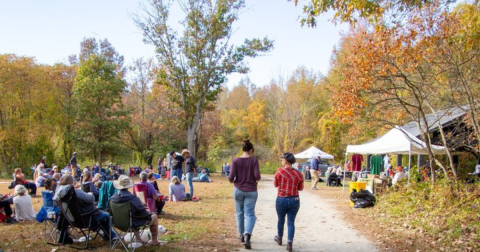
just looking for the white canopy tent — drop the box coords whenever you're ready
[345,126,447,155]
[342,126,447,193]
[294,146,334,159]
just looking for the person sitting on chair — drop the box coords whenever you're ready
[147,172,166,215]
[392,166,407,185]
[36,178,59,222]
[13,185,36,221]
[14,168,37,196]
[54,175,117,241]
[137,172,163,215]
[110,175,161,246]
[82,171,99,201]
[327,171,342,186]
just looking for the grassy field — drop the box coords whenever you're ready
[0,173,240,252]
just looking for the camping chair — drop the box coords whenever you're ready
[38,190,60,244]
[133,184,156,214]
[54,185,110,250]
[110,201,150,252]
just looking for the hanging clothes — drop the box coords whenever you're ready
[370,155,383,175]
[383,155,390,169]
[351,154,363,172]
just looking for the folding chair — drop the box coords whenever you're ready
[133,184,156,213]
[110,201,150,252]
[39,190,59,244]
[54,185,110,250]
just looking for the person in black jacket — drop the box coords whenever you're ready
[110,175,160,245]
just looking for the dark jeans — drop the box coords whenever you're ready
[276,196,300,242]
[26,182,37,195]
[0,199,13,217]
[156,200,165,213]
[171,169,183,181]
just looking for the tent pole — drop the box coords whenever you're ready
[342,153,348,195]
[408,148,411,187]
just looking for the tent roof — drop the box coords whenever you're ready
[294,146,334,159]
[402,105,468,137]
[346,126,447,155]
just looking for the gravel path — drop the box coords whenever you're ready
[237,178,379,252]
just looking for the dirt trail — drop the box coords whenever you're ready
[238,178,378,252]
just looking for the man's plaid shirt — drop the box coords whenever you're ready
[274,167,304,197]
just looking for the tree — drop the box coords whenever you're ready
[290,0,437,25]
[243,101,267,143]
[134,0,273,157]
[46,61,77,165]
[73,38,129,164]
[328,2,480,180]
[0,55,58,171]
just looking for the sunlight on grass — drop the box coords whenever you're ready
[0,173,240,252]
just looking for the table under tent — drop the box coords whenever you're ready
[343,126,447,194]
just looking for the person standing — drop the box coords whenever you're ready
[170,151,184,181]
[182,149,196,198]
[70,152,78,179]
[228,139,261,250]
[309,156,321,190]
[157,155,163,174]
[274,152,304,252]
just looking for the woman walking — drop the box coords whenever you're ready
[228,139,261,249]
[274,152,304,252]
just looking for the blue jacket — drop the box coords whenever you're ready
[311,158,319,171]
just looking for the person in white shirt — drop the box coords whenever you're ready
[392,166,407,185]
[13,185,36,221]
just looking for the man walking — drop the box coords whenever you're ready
[182,149,196,198]
[310,156,321,190]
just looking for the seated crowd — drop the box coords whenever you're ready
[0,156,216,249]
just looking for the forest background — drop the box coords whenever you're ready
[0,0,479,179]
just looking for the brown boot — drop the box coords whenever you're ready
[274,235,282,245]
[286,241,292,252]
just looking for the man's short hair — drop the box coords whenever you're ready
[140,172,148,182]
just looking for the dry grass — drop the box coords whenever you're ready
[311,179,480,252]
[0,174,240,252]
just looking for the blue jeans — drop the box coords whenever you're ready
[171,169,183,181]
[276,196,300,242]
[234,187,258,236]
[95,211,117,240]
[185,172,194,197]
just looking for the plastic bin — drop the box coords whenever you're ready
[349,181,367,206]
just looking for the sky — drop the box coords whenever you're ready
[0,0,347,89]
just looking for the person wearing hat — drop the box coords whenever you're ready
[110,175,161,245]
[170,151,184,182]
[273,152,304,252]
[182,149,196,198]
[310,156,322,190]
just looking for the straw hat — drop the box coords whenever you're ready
[113,175,134,190]
[181,149,191,156]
